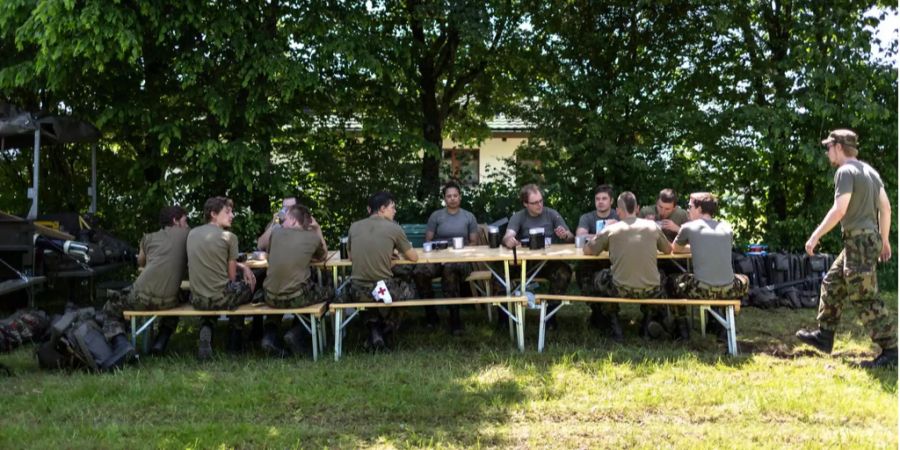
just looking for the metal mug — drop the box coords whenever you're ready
[452,237,464,249]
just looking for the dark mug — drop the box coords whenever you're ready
[488,226,500,248]
[339,236,349,260]
[529,228,545,250]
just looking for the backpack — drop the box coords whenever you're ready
[35,308,131,372]
[0,309,50,354]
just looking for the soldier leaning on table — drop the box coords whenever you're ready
[574,184,620,330]
[101,205,189,357]
[795,129,897,368]
[503,183,574,331]
[584,191,672,342]
[345,191,418,351]
[413,180,479,335]
[260,204,334,357]
[670,192,749,341]
[640,188,689,242]
[187,196,257,360]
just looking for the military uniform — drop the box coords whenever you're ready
[187,223,252,310]
[574,210,618,318]
[102,226,189,339]
[639,205,689,242]
[263,227,333,308]
[816,160,896,349]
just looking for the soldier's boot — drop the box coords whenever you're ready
[423,306,440,328]
[367,322,385,351]
[283,323,308,357]
[795,327,834,354]
[249,316,264,342]
[640,313,665,340]
[859,348,898,369]
[260,323,287,358]
[589,308,608,330]
[449,306,464,336]
[150,325,175,355]
[101,334,136,370]
[674,317,690,342]
[607,313,624,343]
[197,321,213,361]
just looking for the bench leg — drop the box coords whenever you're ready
[726,306,738,356]
[131,317,137,349]
[507,301,515,341]
[538,301,547,353]
[699,306,707,337]
[334,309,343,361]
[311,314,319,362]
[516,302,525,352]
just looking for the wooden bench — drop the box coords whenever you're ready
[329,296,528,360]
[123,302,329,361]
[534,294,742,355]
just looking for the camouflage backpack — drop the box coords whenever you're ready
[35,308,132,372]
[0,309,50,354]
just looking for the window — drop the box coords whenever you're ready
[441,148,480,185]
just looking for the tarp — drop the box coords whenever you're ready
[0,103,100,148]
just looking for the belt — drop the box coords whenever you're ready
[842,229,877,238]
[696,280,733,292]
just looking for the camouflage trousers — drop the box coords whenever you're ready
[412,263,470,299]
[102,288,182,340]
[190,280,253,311]
[0,309,50,353]
[591,269,665,317]
[265,282,335,309]
[343,278,417,329]
[817,232,897,349]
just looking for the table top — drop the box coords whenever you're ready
[244,251,338,270]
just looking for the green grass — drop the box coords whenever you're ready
[1,294,897,449]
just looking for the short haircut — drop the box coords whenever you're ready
[368,191,395,213]
[593,184,614,198]
[690,192,718,216]
[657,188,677,205]
[159,205,187,227]
[287,204,313,229]
[519,184,542,204]
[203,196,233,222]
[442,180,462,197]
[617,191,638,214]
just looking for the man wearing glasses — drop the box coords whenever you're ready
[503,184,574,330]
[795,129,896,368]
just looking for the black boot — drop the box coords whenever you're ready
[589,308,608,330]
[283,323,308,356]
[225,319,245,354]
[249,316,264,342]
[261,323,287,357]
[150,325,175,355]
[367,322,385,351]
[795,327,835,354]
[423,306,440,328]
[859,348,898,369]
[197,321,213,361]
[607,313,624,343]
[640,314,665,340]
[101,334,135,370]
[674,317,690,342]
[449,306,463,336]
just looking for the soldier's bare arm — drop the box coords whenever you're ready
[805,193,851,255]
[878,187,892,262]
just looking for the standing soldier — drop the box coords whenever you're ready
[796,129,896,368]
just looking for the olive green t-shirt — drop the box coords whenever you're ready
[639,205,689,241]
[132,226,189,303]
[587,217,670,290]
[348,216,412,282]
[187,223,239,300]
[264,227,326,300]
[835,160,883,232]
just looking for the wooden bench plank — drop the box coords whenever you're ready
[535,294,741,313]
[123,301,327,318]
[330,296,526,310]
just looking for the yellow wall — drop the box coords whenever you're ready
[443,136,527,182]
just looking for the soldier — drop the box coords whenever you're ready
[795,129,896,368]
[575,184,620,328]
[187,196,257,360]
[584,191,672,341]
[413,181,479,335]
[101,205,189,356]
[260,204,333,356]
[640,188,689,242]
[346,191,418,350]
[671,193,749,340]
[503,183,574,330]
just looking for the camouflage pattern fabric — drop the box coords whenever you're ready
[191,280,252,311]
[344,278,417,330]
[412,263,470,298]
[265,281,334,309]
[0,309,50,353]
[591,268,665,316]
[817,232,897,349]
[671,273,749,300]
[102,288,183,339]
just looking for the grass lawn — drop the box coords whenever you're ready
[1,293,897,449]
